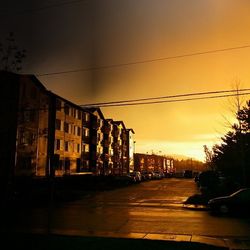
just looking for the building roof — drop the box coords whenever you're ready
[0,71,47,92]
[113,120,126,129]
[126,128,135,134]
[83,107,105,119]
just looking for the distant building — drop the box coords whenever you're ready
[134,153,174,175]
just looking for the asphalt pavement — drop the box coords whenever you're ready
[2,178,250,249]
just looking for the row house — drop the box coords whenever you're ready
[0,71,135,181]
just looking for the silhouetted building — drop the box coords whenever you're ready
[0,71,135,180]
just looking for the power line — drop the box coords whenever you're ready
[18,90,250,112]
[36,44,250,76]
[81,88,250,106]
[81,92,250,108]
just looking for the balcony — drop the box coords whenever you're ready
[101,139,110,148]
[82,152,90,160]
[91,136,98,145]
[82,120,91,128]
[101,125,111,134]
[82,135,90,143]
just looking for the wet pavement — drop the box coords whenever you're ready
[2,178,250,249]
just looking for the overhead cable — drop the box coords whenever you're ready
[36,45,250,76]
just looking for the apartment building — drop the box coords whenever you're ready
[0,71,135,180]
[134,153,173,175]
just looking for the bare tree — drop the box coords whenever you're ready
[0,32,26,72]
[203,145,214,170]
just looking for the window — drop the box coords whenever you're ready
[55,139,60,150]
[83,144,89,153]
[64,122,69,133]
[65,141,69,152]
[55,119,61,130]
[83,128,89,137]
[78,110,82,119]
[77,127,81,136]
[77,144,80,153]
[83,112,90,122]
[64,104,70,115]
[19,130,34,145]
[56,99,62,111]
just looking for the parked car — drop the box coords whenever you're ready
[208,188,250,215]
[152,171,164,179]
[141,170,152,181]
[129,171,142,183]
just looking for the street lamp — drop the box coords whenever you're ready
[133,141,136,154]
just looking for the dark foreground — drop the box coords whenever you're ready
[2,233,227,250]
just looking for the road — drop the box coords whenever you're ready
[4,178,250,239]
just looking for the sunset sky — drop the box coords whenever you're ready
[1,0,250,161]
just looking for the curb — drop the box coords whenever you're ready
[3,228,250,249]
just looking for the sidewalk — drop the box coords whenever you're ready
[2,230,250,250]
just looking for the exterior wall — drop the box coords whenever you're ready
[126,129,135,173]
[102,119,113,175]
[81,111,91,171]
[36,92,49,176]
[15,75,49,177]
[111,122,120,175]
[90,110,104,175]
[121,129,128,175]
[54,98,82,176]
[0,72,49,178]
[134,153,174,174]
